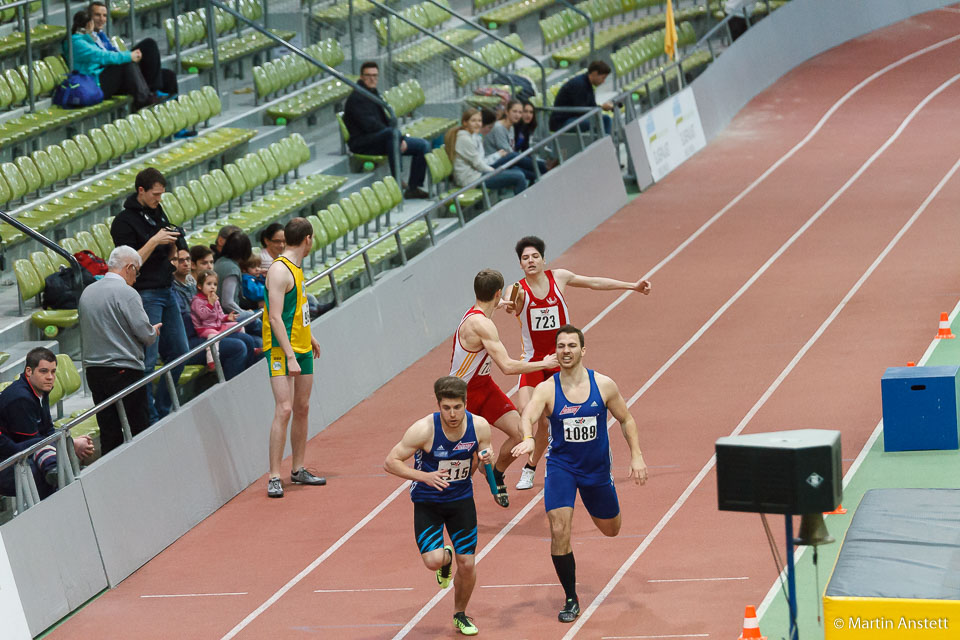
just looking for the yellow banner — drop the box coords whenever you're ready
[664,0,678,60]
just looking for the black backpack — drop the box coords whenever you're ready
[43,267,94,310]
[506,73,537,102]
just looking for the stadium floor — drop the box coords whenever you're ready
[43,7,960,639]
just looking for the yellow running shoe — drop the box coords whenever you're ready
[436,545,453,589]
[453,611,478,636]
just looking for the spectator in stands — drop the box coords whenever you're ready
[88,1,177,97]
[172,247,196,308]
[241,256,266,308]
[66,9,160,111]
[445,108,527,196]
[172,266,261,381]
[190,270,240,369]
[515,100,537,152]
[190,244,214,277]
[549,60,613,134]
[210,225,241,261]
[111,167,189,423]
[343,61,430,199]
[0,348,95,499]
[215,231,253,315]
[79,247,159,455]
[259,223,285,270]
[483,99,549,183]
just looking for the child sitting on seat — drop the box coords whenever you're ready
[240,255,266,309]
[190,270,239,369]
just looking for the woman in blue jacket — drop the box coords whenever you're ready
[65,9,158,109]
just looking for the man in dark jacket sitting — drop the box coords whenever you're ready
[342,61,430,199]
[549,60,613,134]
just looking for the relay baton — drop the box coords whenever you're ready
[480,449,498,496]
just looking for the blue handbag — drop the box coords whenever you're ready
[53,71,104,108]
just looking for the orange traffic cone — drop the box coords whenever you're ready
[936,312,955,339]
[738,605,767,640]
[824,504,848,515]
[907,362,916,367]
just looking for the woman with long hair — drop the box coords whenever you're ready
[514,101,537,152]
[444,108,527,195]
[483,99,548,182]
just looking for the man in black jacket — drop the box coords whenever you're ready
[110,168,189,423]
[549,60,613,134]
[342,61,430,199]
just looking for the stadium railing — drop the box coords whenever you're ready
[0,106,611,517]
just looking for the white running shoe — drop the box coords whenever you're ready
[516,466,535,490]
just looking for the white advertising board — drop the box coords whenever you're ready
[0,531,31,639]
[639,86,707,182]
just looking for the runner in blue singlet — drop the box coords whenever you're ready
[512,324,648,625]
[385,376,494,637]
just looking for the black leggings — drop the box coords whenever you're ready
[133,37,177,94]
[98,37,177,105]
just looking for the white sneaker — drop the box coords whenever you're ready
[516,466,535,490]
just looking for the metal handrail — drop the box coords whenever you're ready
[0,106,608,505]
[206,0,402,178]
[368,0,515,97]
[0,211,83,291]
[420,0,548,102]
[554,0,594,61]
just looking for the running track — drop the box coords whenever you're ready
[50,10,960,639]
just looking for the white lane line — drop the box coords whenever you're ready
[393,75,960,639]
[564,110,960,640]
[140,592,248,598]
[219,480,411,640]
[601,635,709,639]
[314,588,414,593]
[222,36,960,639]
[647,577,748,583]
[501,30,960,402]
[480,582,562,588]
[755,298,960,619]
[392,491,544,638]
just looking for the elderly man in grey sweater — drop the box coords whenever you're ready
[79,246,160,455]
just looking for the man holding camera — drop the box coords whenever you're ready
[111,168,189,423]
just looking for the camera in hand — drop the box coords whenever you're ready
[167,225,188,252]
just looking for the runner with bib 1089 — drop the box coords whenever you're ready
[512,324,647,624]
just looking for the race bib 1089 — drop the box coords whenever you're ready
[562,416,597,442]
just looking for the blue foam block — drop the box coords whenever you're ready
[881,365,960,452]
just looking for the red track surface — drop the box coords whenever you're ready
[50,10,960,639]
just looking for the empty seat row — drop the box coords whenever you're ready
[110,0,173,20]
[450,32,524,87]
[1,88,222,209]
[479,0,553,28]
[163,133,314,227]
[425,146,484,210]
[184,171,349,250]
[550,4,706,65]
[163,0,263,50]
[267,76,354,125]
[610,21,696,84]
[0,1,40,23]
[372,0,452,48]
[0,55,67,108]
[0,23,65,61]
[310,0,400,25]
[383,79,457,141]
[180,26,297,71]
[393,27,480,67]
[252,38,344,100]
[539,0,667,47]
[624,47,713,99]
[1,126,252,250]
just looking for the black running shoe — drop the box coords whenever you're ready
[291,467,327,485]
[558,598,580,623]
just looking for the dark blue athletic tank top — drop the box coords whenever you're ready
[546,369,612,481]
[410,412,478,503]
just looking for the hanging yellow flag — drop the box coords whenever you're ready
[664,0,678,60]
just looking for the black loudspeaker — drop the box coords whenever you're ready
[715,429,842,515]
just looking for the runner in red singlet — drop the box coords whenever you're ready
[506,236,651,490]
[450,269,558,507]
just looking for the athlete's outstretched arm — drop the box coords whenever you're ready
[554,268,651,295]
[600,375,648,485]
[512,381,552,457]
[477,318,558,375]
[384,418,451,491]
